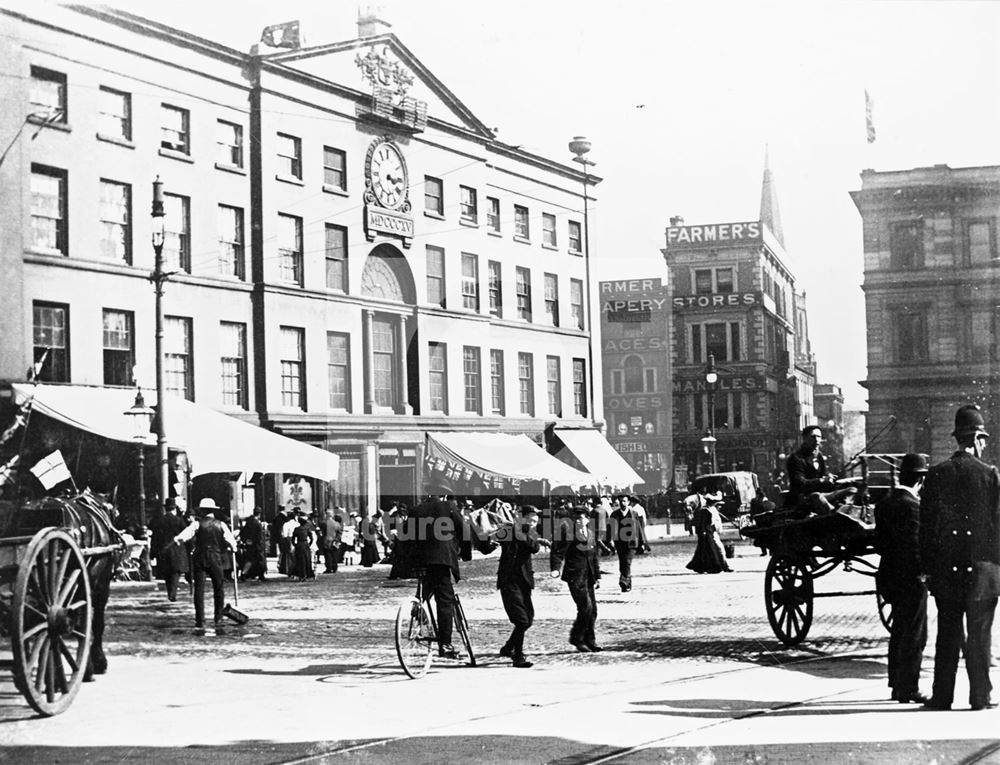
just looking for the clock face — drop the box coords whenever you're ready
[369,141,407,209]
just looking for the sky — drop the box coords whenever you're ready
[92,0,1000,408]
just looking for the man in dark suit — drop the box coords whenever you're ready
[875,453,929,704]
[150,498,188,601]
[496,505,547,668]
[785,425,838,509]
[550,503,602,652]
[606,495,649,592]
[408,481,482,659]
[920,404,1000,711]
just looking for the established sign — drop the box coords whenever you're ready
[364,206,414,247]
[665,220,762,247]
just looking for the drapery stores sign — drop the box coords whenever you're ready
[673,292,760,310]
[665,220,762,246]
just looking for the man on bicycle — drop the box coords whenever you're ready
[408,479,483,659]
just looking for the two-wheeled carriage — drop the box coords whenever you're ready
[740,454,912,646]
[0,493,123,715]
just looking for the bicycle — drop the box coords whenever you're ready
[394,572,476,679]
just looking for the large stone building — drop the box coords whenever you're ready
[0,5,605,515]
[662,163,817,490]
[852,163,1000,463]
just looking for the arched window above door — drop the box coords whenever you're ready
[360,244,415,305]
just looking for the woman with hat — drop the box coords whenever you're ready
[686,491,732,574]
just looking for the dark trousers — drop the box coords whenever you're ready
[886,585,927,696]
[422,565,456,646]
[323,545,340,573]
[500,579,534,656]
[567,579,598,646]
[192,560,226,627]
[165,570,181,601]
[932,594,997,706]
[615,543,634,591]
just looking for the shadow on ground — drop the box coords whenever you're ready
[1,735,997,765]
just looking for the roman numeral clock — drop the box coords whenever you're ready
[363,136,414,248]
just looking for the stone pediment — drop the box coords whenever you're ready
[265,33,492,137]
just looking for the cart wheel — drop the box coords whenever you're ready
[395,597,434,679]
[765,553,813,646]
[875,584,893,634]
[12,528,93,716]
[453,595,476,667]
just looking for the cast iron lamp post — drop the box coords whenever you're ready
[150,177,170,511]
[704,353,718,472]
[568,136,596,422]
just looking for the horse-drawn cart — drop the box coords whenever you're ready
[740,454,911,647]
[0,493,123,716]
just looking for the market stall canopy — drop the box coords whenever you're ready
[550,428,644,488]
[426,432,595,487]
[10,384,338,480]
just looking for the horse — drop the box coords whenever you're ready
[3,488,126,680]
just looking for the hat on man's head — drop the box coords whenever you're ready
[197,497,219,512]
[952,404,989,439]
[900,453,929,476]
[164,498,178,511]
[702,490,723,503]
[570,503,591,514]
[430,477,456,496]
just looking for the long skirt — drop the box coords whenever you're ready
[686,532,730,574]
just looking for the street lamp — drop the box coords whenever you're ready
[150,177,170,512]
[704,353,718,472]
[568,136,596,423]
[700,431,717,475]
[123,388,155,531]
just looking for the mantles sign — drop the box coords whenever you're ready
[364,206,414,247]
[666,221,762,247]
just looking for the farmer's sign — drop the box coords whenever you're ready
[665,220,762,247]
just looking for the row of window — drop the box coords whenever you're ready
[890,218,997,269]
[31,302,587,417]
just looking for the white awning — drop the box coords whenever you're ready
[426,432,595,487]
[551,428,644,488]
[10,383,339,480]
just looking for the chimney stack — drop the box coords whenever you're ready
[357,5,392,38]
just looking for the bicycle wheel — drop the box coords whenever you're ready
[453,594,476,667]
[395,597,434,679]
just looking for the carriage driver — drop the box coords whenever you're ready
[785,425,839,509]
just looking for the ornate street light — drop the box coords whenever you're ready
[150,177,170,512]
[568,136,596,421]
[704,353,718,472]
[700,431,717,475]
[123,388,155,531]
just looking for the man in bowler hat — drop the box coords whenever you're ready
[875,453,929,703]
[550,503,602,652]
[920,404,1000,710]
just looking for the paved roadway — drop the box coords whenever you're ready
[1,529,998,764]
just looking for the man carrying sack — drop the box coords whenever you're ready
[172,498,238,632]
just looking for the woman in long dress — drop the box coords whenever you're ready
[290,513,316,581]
[686,491,732,574]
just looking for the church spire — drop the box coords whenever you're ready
[760,144,785,249]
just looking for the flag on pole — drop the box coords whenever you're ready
[0,455,19,487]
[260,20,301,49]
[30,450,73,490]
[864,89,876,144]
[27,348,48,382]
[0,402,29,449]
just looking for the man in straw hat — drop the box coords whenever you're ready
[172,497,237,632]
[920,404,1000,711]
[874,453,930,704]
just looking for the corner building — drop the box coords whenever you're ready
[852,164,1000,463]
[662,216,816,488]
[0,6,599,513]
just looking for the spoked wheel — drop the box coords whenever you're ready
[12,528,93,716]
[765,553,813,646]
[453,595,476,667]
[395,597,434,679]
[875,581,894,634]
